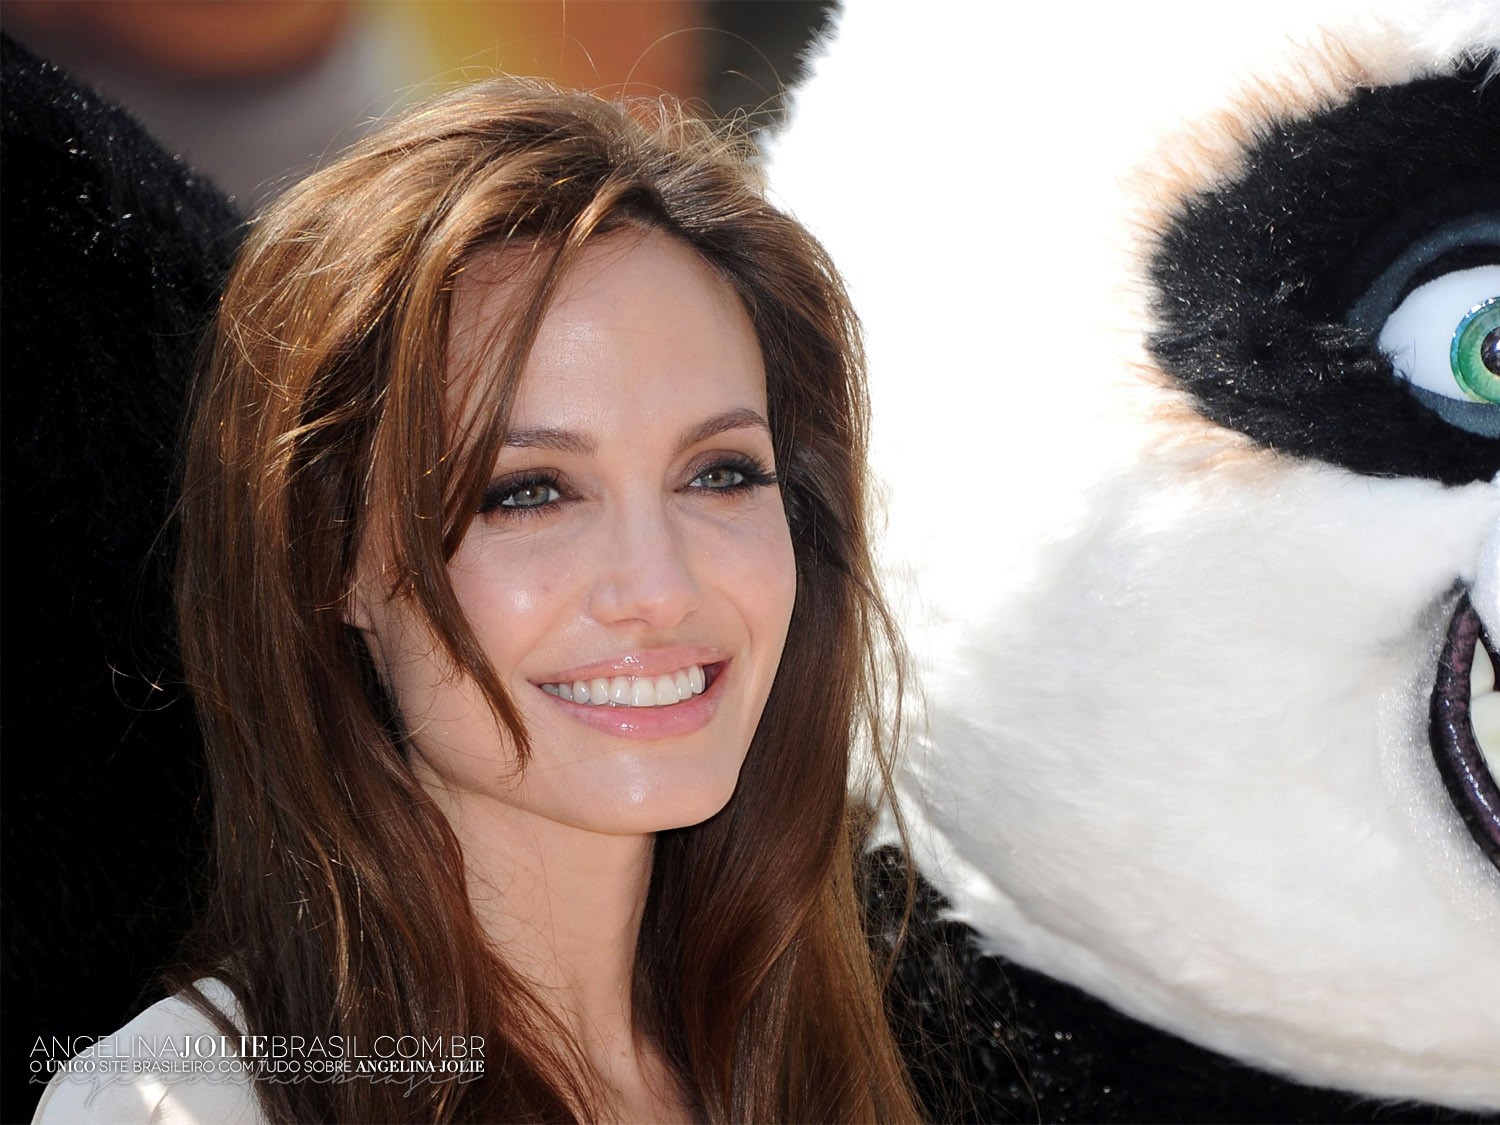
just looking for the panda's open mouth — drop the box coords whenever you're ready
[1431,595,1500,871]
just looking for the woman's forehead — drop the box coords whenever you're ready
[447,230,768,430]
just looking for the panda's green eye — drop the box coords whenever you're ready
[1376,264,1500,407]
[1451,298,1500,404]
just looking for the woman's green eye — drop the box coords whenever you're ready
[501,482,561,509]
[692,466,747,490]
[1451,297,1500,404]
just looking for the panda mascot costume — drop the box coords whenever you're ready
[4,0,1496,1118]
[770,0,1499,1118]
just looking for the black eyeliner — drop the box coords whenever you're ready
[478,470,566,516]
[691,453,779,492]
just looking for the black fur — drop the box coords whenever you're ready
[0,35,241,1122]
[1148,59,1500,483]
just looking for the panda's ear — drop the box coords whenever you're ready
[1146,57,1500,485]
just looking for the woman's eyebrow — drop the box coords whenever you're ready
[501,408,770,458]
[502,426,596,455]
[674,407,771,455]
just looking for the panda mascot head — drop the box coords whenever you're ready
[771,0,1498,1115]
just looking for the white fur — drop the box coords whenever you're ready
[772,0,1500,1108]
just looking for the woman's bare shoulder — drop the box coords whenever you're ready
[31,979,263,1125]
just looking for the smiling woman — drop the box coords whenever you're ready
[31,79,921,1124]
[354,234,798,849]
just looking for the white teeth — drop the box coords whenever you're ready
[541,664,710,708]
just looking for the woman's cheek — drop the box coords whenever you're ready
[450,529,576,621]
[709,499,797,627]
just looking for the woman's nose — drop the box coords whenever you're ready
[588,501,702,630]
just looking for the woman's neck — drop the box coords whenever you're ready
[434,784,649,1023]
[422,782,692,1121]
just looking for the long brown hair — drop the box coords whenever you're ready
[175,77,918,1123]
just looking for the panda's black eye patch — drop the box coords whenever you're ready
[1147,56,1500,484]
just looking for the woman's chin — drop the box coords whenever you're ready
[591,769,743,836]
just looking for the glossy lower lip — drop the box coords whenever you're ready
[537,662,726,740]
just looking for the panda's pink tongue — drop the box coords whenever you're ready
[1431,595,1500,870]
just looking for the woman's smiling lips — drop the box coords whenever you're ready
[532,651,729,739]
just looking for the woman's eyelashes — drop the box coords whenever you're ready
[479,473,565,515]
[477,454,779,519]
[686,454,779,493]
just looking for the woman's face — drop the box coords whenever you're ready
[353,231,798,837]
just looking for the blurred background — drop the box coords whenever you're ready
[4,0,836,210]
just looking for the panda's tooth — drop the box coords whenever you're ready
[1472,642,1495,695]
[1472,692,1500,768]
